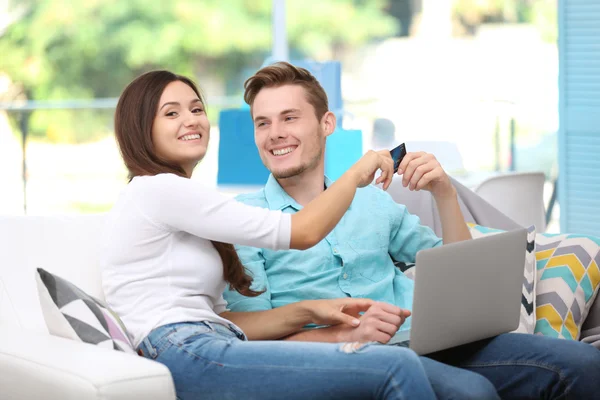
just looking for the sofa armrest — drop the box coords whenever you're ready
[0,330,176,400]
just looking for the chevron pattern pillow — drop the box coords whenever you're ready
[467,224,537,334]
[534,233,600,340]
[36,268,135,353]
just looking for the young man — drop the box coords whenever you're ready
[224,62,600,399]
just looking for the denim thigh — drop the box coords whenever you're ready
[138,321,437,400]
[427,332,600,400]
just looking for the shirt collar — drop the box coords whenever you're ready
[264,174,351,211]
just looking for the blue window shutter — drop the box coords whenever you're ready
[558,0,600,235]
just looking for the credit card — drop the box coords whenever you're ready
[390,143,407,173]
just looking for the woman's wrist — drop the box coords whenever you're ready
[294,300,318,325]
[343,166,362,188]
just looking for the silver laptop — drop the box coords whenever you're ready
[391,228,527,355]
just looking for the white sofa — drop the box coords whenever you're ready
[0,214,176,400]
[1,179,598,399]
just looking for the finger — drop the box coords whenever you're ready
[415,170,441,191]
[374,301,403,316]
[409,161,437,190]
[382,158,394,190]
[375,169,386,185]
[377,149,393,161]
[332,310,361,327]
[365,309,402,327]
[398,151,425,175]
[373,331,393,344]
[341,299,375,314]
[363,310,402,329]
[374,320,402,337]
[402,156,429,188]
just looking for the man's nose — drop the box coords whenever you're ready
[269,121,287,140]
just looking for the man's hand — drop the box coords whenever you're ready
[335,302,410,344]
[397,152,455,199]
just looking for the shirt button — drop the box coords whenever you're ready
[343,273,348,280]
[333,247,338,254]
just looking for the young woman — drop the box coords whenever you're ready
[101,70,436,400]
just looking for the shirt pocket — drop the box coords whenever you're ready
[348,226,391,283]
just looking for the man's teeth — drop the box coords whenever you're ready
[272,147,294,156]
[180,134,201,141]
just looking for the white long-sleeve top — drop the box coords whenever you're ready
[100,173,291,348]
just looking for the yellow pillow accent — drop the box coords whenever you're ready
[537,304,563,333]
[546,254,586,282]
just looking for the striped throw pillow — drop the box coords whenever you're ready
[535,234,600,340]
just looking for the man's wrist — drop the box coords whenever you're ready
[432,185,457,202]
[332,325,352,342]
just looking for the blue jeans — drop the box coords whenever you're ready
[420,332,600,399]
[138,321,438,400]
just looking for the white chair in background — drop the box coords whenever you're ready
[474,172,547,233]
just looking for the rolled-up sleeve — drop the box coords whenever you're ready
[388,202,443,263]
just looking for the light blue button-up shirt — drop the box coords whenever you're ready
[224,175,443,332]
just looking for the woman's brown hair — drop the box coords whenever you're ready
[114,70,261,297]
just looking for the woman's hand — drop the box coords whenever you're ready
[349,150,395,190]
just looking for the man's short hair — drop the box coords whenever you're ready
[244,61,329,121]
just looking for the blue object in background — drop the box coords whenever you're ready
[293,60,343,125]
[217,108,269,185]
[557,2,600,235]
[325,128,363,181]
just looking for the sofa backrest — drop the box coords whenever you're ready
[0,214,106,332]
[385,176,522,236]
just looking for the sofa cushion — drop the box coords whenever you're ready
[0,215,107,334]
[0,278,21,328]
[534,233,600,340]
[36,268,134,353]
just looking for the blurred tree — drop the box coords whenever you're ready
[0,0,396,142]
[452,0,556,42]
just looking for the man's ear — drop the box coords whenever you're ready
[321,111,337,137]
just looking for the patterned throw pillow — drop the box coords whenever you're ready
[534,234,600,340]
[467,224,537,334]
[36,268,135,353]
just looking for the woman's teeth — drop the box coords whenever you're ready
[180,134,201,141]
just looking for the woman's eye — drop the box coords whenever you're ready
[166,111,177,117]
[192,108,204,113]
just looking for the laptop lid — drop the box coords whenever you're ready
[409,228,527,355]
